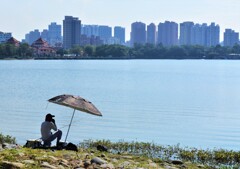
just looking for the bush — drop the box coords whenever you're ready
[0,133,16,144]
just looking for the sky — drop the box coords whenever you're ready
[1,0,240,42]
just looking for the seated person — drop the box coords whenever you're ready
[41,113,62,147]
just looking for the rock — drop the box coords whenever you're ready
[18,152,25,157]
[49,156,59,161]
[83,160,91,168]
[111,158,118,163]
[91,157,107,165]
[57,166,65,169]
[63,154,72,159]
[97,145,108,152]
[100,163,114,169]
[59,161,69,168]
[147,159,153,163]
[164,165,178,169]
[119,161,131,168]
[1,161,24,168]
[41,162,57,169]
[171,160,183,165]
[121,155,133,159]
[101,153,106,158]
[23,160,35,164]
[60,158,69,164]
[2,143,20,149]
[197,164,205,168]
[149,162,158,168]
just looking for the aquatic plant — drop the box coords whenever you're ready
[79,139,240,168]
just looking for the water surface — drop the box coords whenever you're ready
[1,60,240,150]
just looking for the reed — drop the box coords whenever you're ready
[79,139,240,168]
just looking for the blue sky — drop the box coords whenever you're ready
[1,0,240,41]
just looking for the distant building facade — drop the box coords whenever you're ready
[25,29,41,45]
[81,25,125,45]
[114,26,125,44]
[190,24,207,46]
[41,29,49,41]
[147,23,156,45]
[180,22,220,47]
[179,22,194,45]
[131,22,146,46]
[98,25,112,44]
[206,23,220,47]
[224,29,239,47]
[63,16,81,49]
[0,32,12,43]
[80,34,103,46]
[81,25,99,37]
[48,22,62,46]
[157,21,178,46]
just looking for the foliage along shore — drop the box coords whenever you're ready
[1,133,240,168]
[1,43,240,60]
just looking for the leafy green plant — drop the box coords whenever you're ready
[0,133,16,144]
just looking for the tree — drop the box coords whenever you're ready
[232,44,240,54]
[18,43,33,57]
[69,45,84,56]
[166,46,187,59]
[84,45,94,56]
[5,44,17,57]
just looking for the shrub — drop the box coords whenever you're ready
[0,133,16,144]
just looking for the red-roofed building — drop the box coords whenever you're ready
[31,38,56,56]
[6,37,20,47]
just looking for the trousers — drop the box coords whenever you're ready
[43,129,62,147]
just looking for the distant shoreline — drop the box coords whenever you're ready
[1,56,240,60]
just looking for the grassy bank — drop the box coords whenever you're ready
[0,133,239,168]
[0,147,208,169]
[79,140,240,168]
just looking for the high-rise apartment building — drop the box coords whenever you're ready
[114,26,125,45]
[130,22,146,46]
[190,24,207,46]
[0,31,12,43]
[25,29,40,45]
[179,22,194,45]
[158,21,178,46]
[81,25,99,37]
[48,22,62,46]
[63,16,81,49]
[206,23,220,47]
[147,23,156,45]
[180,22,220,47]
[98,26,112,44]
[41,29,49,41]
[224,29,239,47]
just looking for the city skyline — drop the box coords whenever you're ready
[1,0,240,42]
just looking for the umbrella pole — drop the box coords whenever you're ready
[65,109,76,142]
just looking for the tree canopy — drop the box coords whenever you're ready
[0,42,240,59]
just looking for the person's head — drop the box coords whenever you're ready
[45,113,55,122]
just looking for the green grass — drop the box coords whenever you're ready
[79,139,240,168]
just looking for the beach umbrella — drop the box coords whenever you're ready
[48,94,102,142]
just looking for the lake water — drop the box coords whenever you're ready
[1,60,240,150]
